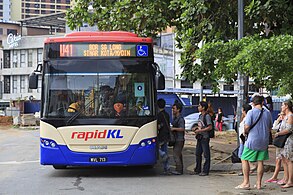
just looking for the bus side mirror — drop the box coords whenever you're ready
[156,71,165,90]
[29,63,42,89]
[29,72,38,89]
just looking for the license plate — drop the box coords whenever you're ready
[89,157,107,162]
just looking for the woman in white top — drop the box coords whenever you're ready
[238,104,252,157]
[237,104,257,176]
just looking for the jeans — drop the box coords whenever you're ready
[238,143,244,158]
[173,141,185,173]
[159,142,170,172]
[195,137,210,174]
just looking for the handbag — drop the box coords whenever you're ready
[273,133,291,148]
[231,146,241,163]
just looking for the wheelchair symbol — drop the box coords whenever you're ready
[137,45,148,57]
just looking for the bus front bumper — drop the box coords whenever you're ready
[40,137,157,166]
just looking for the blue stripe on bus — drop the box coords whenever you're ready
[40,138,157,166]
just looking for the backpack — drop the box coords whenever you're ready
[203,113,215,138]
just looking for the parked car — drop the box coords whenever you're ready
[184,112,233,131]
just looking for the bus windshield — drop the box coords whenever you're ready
[42,59,154,118]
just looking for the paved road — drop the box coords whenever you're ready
[0,126,292,195]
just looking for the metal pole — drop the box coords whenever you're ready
[236,0,245,146]
[173,33,176,88]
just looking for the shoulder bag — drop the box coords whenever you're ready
[273,132,291,148]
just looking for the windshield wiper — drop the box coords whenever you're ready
[66,98,96,126]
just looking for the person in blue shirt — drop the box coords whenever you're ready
[235,95,272,190]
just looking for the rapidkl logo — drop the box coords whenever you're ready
[71,129,123,141]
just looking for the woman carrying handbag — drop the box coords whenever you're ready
[275,100,293,188]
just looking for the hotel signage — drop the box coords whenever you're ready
[7,33,22,48]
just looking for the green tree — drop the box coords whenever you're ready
[66,0,293,95]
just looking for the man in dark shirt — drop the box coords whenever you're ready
[171,102,185,175]
[157,99,171,174]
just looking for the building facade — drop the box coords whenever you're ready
[1,35,55,101]
[1,0,74,21]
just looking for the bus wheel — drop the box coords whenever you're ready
[53,165,67,169]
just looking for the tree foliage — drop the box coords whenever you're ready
[66,0,293,95]
[196,35,293,95]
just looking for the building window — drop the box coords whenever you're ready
[0,28,3,35]
[28,49,33,67]
[13,50,18,68]
[202,83,212,90]
[50,5,55,9]
[249,84,259,92]
[41,4,45,8]
[7,29,17,35]
[20,50,26,67]
[12,76,17,93]
[37,77,42,93]
[223,84,234,91]
[37,49,43,64]
[20,76,25,93]
[57,5,61,9]
[28,76,32,93]
[4,76,10,94]
[181,79,193,88]
[3,51,10,69]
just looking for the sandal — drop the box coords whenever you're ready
[277,179,287,185]
[281,184,293,188]
[254,184,265,190]
[265,178,278,183]
[235,185,250,190]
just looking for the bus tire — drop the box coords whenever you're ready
[53,165,67,169]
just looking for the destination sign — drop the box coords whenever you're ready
[59,43,137,57]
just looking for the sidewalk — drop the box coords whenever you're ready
[185,131,277,172]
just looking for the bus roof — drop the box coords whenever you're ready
[44,31,153,44]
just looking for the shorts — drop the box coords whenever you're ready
[241,146,269,162]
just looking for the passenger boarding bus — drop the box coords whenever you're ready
[29,31,165,169]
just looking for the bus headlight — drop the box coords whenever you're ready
[41,138,58,148]
[141,142,146,147]
[50,142,56,148]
